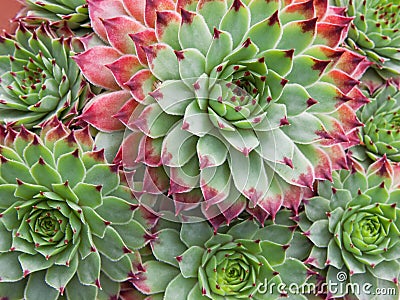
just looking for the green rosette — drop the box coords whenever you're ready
[0,119,151,300]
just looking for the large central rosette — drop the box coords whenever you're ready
[75,0,370,226]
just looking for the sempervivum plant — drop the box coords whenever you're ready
[0,118,151,300]
[76,0,370,226]
[298,155,400,299]
[121,212,311,300]
[351,71,400,165]
[334,0,400,78]
[18,0,90,33]
[0,22,91,129]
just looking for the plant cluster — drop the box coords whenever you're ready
[0,0,399,299]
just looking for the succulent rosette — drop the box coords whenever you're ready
[0,22,92,129]
[121,211,311,300]
[334,0,400,78]
[298,155,400,299]
[351,72,400,165]
[75,0,371,226]
[0,118,152,299]
[18,0,90,33]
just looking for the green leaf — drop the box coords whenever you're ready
[164,274,197,300]
[0,222,11,252]
[308,246,327,269]
[178,48,206,81]
[261,240,286,266]
[136,103,181,138]
[180,222,213,247]
[92,226,126,261]
[150,80,194,116]
[368,260,400,282]
[152,229,187,267]
[183,100,214,137]
[52,183,79,203]
[274,258,308,286]
[65,275,97,300]
[265,69,287,99]
[281,112,326,145]
[81,207,107,238]
[349,271,379,300]
[161,121,198,167]
[277,18,316,54]
[45,255,79,291]
[247,11,282,52]
[113,220,147,250]
[205,30,233,73]
[96,196,134,225]
[305,197,331,222]
[197,1,227,32]
[30,159,62,189]
[277,84,312,116]
[23,139,55,167]
[285,232,312,261]
[327,239,344,270]
[255,224,294,245]
[25,270,59,300]
[342,250,365,274]
[147,44,180,81]
[0,279,26,300]
[179,246,203,278]
[227,220,259,240]
[0,251,23,281]
[136,261,180,294]
[286,55,328,86]
[220,0,251,48]
[1,159,35,184]
[179,11,212,55]
[84,164,119,195]
[328,207,344,233]
[263,49,293,77]
[0,184,21,208]
[56,150,85,188]
[307,219,331,247]
[93,131,124,164]
[196,134,228,168]
[248,0,278,25]
[224,38,258,63]
[77,251,100,286]
[73,182,102,208]
[95,273,119,300]
[19,253,55,274]
[220,128,259,154]
[188,283,206,300]
[101,254,133,282]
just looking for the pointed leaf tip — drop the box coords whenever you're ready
[180,9,195,24]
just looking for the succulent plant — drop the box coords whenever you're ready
[75,0,371,226]
[0,22,92,129]
[121,211,311,300]
[18,0,90,32]
[351,71,400,166]
[298,155,400,299]
[0,118,152,299]
[334,0,400,78]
